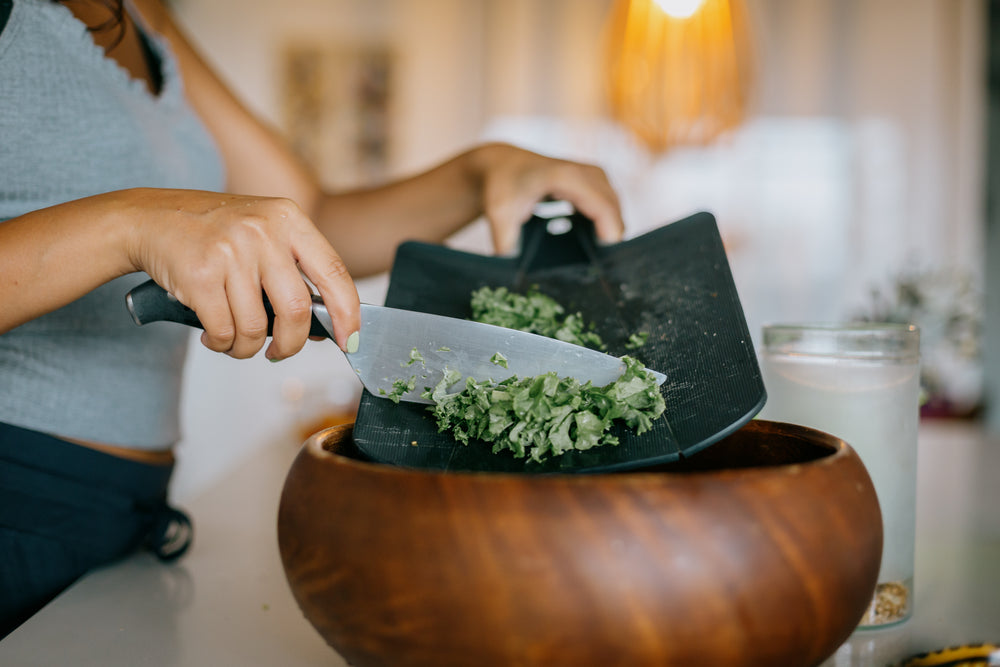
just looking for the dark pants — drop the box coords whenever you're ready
[0,423,192,638]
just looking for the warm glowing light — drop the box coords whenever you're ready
[653,0,705,19]
[604,0,754,153]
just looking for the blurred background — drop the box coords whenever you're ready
[165,0,996,501]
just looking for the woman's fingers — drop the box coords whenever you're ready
[187,285,238,354]
[260,270,315,361]
[223,273,271,359]
[548,164,624,245]
[477,146,625,254]
[296,233,360,353]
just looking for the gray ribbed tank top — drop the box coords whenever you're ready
[0,0,226,448]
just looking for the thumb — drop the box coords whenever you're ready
[486,195,540,255]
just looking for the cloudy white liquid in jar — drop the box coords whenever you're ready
[759,353,919,587]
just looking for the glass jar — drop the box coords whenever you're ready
[758,323,921,628]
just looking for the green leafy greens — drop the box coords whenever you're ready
[421,356,664,462]
[470,286,606,350]
[380,375,416,403]
[401,347,425,367]
[404,286,666,462]
[625,332,649,349]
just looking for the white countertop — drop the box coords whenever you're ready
[2,420,998,666]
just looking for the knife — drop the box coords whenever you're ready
[125,279,667,405]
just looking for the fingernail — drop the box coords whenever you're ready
[346,330,360,354]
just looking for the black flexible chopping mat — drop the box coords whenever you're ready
[351,210,766,473]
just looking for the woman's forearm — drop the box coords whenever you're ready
[0,192,138,334]
[314,143,624,278]
[313,147,484,278]
[0,188,361,358]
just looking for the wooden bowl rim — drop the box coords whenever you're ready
[298,419,853,482]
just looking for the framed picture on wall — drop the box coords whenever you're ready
[282,42,394,189]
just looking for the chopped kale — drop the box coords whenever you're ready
[625,332,649,349]
[380,375,416,403]
[421,356,664,462]
[380,286,665,460]
[470,286,606,350]
[401,347,425,367]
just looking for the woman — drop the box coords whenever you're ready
[0,0,624,634]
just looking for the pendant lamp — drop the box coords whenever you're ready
[604,0,754,153]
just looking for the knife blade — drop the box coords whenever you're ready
[342,303,666,404]
[125,279,666,405]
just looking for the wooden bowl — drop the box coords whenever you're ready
[278,420,882,667]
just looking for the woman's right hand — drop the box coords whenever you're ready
[121,188,360,361]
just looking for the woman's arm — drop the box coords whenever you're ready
[1,0,360,359]
[315,143,623,277]
[0,188,358,361]
[1,0,623,363]
[0,193,138,334]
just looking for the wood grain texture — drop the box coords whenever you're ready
[278,420,882,667]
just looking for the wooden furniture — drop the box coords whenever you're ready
[278,420,882,667]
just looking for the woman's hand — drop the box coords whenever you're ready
[122,188,360,361]
[313,143,626,277]
[469,144,625,254]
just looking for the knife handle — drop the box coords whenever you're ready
[126,279,331,339]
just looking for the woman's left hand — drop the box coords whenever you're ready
[470,143,625,254]
[307,143,627,278]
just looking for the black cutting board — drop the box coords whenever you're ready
[351,210,765,473]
